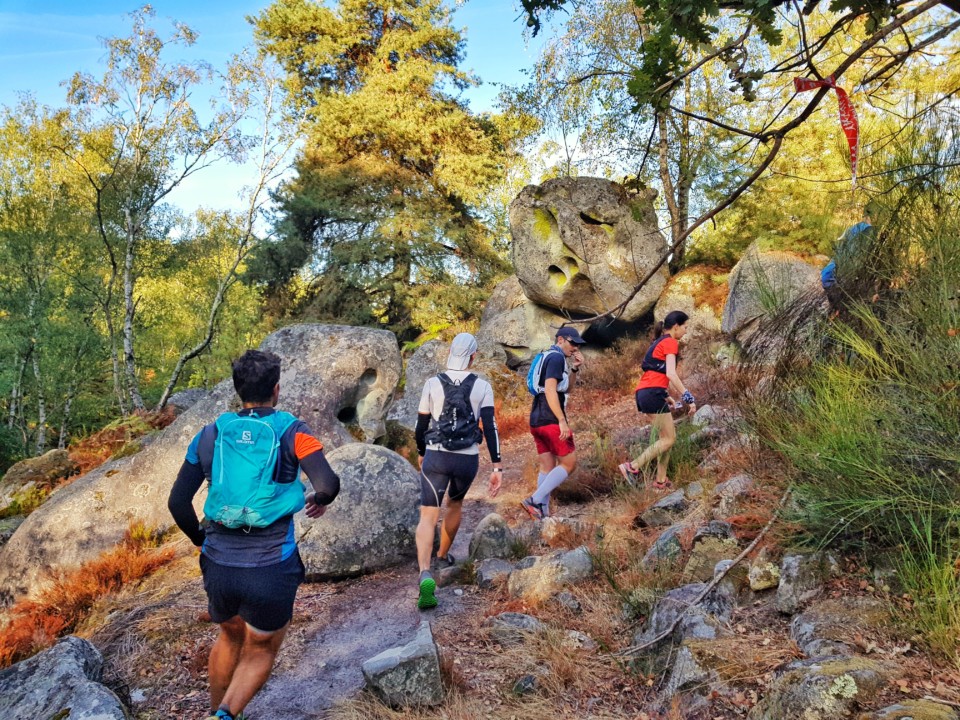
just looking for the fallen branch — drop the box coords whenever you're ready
[614,484,793,657]
[923,696,960,710]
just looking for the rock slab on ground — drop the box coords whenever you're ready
[296,443,419,579]
[469,513,515,561]
[361,621,444,708]
[0,635,128,719]
[508,546,593,599]
[748,656,889,720]
[483,612,547,645]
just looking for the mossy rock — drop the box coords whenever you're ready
[749,656,891,720]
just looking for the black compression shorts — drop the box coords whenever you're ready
[200,550,304,632]
[636,387,671,415]
[420,450,479,507]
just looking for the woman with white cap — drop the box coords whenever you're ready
[413,333,502,610]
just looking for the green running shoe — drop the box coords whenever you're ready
[417,576,438,610]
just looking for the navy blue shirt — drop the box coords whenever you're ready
[530,347,569,427]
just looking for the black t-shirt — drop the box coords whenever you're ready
[529,348,569,427]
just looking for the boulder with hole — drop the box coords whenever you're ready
[510,177,669,321]
[0,324,402,603]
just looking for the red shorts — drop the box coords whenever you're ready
[530,424,576,457]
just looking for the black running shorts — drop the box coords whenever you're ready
[636,387,671,414]
[200,550,305,632]
[420,450,479,507]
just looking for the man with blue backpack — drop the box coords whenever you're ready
[167,350,340,720]
[414,333,502,610]
[521,326,586,521]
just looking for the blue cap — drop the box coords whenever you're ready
[556,326,586,344]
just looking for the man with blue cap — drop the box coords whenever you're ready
[413,333,503,609]
[521,326,585,521]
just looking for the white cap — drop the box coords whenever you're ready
[446,333,478,371]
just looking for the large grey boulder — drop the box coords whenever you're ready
[0,636,128,719]
[475,276,588,368]
[165,388,209,414]
[721,245,821,338]
[0,324,402,603]
[361,621,444,708]
[654,265,728,341]
[296,444,419,579]
[510,177,669,321]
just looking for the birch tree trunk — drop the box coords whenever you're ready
[32,351,46,455]
[122,210,144,411]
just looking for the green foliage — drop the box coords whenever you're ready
[746,129,960,657]
[0,486,50,519]
[252,0,516,338]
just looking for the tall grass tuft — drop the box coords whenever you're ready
[741,125,960,659]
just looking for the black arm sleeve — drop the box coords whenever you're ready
[300,450,340,505]
[415,412,431,457]
[168,461,206,546]
[480,406,501,463]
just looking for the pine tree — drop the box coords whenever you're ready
[253,0,511,338]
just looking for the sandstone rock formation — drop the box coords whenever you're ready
[510,177,669,321]
[475,275,590,367]
[0,636,128,719]
[0,324,401,602]
[721,245,821,338]
[296,443,419,579]
[654,265,728,340]
[0,449,77,510]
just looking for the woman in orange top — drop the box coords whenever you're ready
[618,311,696,490]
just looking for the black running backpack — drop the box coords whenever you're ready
[424,374,484,451]
[641,336,672,374]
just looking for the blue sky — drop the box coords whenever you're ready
[0,0,546,211]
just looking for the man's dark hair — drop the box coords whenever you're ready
[232,350,281,403]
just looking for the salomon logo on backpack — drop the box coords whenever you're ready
[424,374,483,451]
[526,348,570,396]
[203,411,303,529]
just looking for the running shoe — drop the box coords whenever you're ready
[520,497,545,521]
[435,553,456,568]
[652,477,673,491]
[618,462,641,486]
[417,576,438,610]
